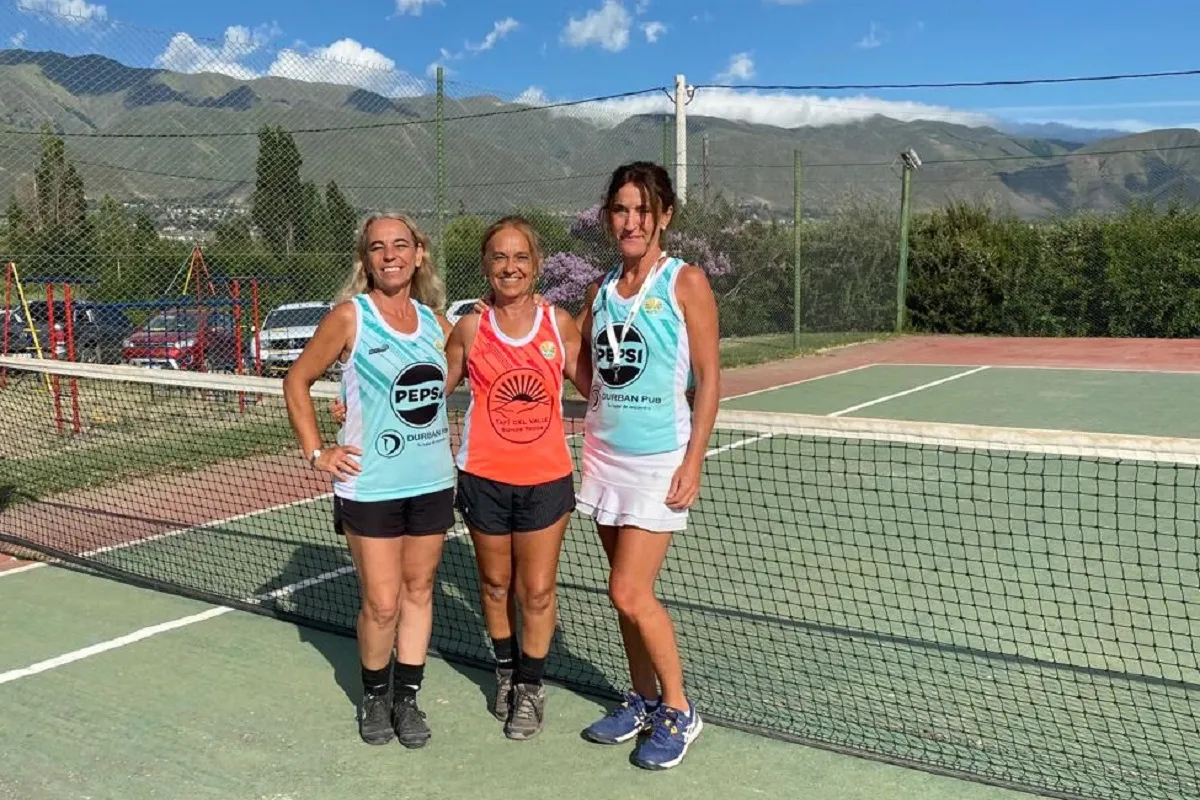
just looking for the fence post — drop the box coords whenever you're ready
[435,66,447,284]
[662,116,671,167]
[793,150,803,348]
[895,150,920,333]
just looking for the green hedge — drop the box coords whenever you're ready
[906,201,1200,338]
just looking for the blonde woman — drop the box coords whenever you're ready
[284,212,454,750]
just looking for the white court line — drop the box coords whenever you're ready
[0,522,470,685]
[826,366,991,418]
[0,493,335,579]
[720,363,879,402]
[883,361,1200,376]
[0,562,352,686]
[0,562,48,578]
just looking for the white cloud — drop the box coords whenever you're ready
[856,22,884,49]
[635,0,650,12]
[269,38,416,96]
[523,86,995,130]
[154,25,272,80]
[641,21,666,43]
[716,52,755,83]
[11,30,28,47]
[516,86,550,107]
[16,0,107,26]
[562,0,632,52]
[395,0,443,15]
[466,17,519,52]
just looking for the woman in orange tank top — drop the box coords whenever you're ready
[443,216,589,740]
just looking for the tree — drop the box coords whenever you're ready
[325,181,358,260]
[92,195,132,299]
[32,123,87,235]
[251,126,304,257]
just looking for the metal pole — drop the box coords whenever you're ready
[793,150,803,348]
[702,134,710,205]
[436,66,446,282]
[674,74,687,203]
[662,116,670,167]
[896,160,914,333]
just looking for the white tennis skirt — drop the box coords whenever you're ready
[575,437,690,532]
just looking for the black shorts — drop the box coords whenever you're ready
[455,472,576,535]
[333,488,455,538]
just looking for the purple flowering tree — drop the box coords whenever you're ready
[542,252,603,307]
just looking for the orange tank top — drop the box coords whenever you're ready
[456,305,573,485]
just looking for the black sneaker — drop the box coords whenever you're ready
[392,694,431,749]
[492,668,514,721]
[358,690,394,745]
[504,682,546,740]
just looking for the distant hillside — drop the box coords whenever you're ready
[1,48,1198,219]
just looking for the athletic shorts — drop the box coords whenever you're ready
[576,442,690,533]
[455,472,576,535]
[333,488,455,538]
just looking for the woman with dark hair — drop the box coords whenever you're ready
[575,161,721,770]
[284,212,454,751]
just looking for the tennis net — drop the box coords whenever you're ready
[0,355,1197,800]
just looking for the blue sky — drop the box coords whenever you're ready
[5,0,1200,133]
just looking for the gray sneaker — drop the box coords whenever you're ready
[505,683,547,740]
[358,691,393,745]
[492,668,514,721]
[392,694,431,749]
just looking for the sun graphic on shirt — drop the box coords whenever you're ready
[487,368,553,443]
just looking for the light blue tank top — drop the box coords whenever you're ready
[335,295,455,501]
[584,256,692,456]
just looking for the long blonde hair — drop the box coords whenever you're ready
[336,212,447,312]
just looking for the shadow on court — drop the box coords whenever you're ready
[254,533,618,719]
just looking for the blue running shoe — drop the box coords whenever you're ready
[633,703,703,770]
[582,691,655,744]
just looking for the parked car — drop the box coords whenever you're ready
[121,307,239,371]
[446,298,479,325]
[245,301,332,375]
[3,300,134,363]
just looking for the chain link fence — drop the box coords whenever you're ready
[3,5,1200,376]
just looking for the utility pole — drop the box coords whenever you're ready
[674,74,688,203]
[895,148,922,333]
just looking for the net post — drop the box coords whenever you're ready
[233,279,244,413]
[46,283,63,435]
[2,262,11,389]
[792,149,803,348]
[63,283,81,434]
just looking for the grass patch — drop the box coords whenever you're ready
[718,331,889,369]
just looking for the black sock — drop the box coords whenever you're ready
[492,636,516,672]
[361,661,391,697]
[393,662,424,699]
[514,652,546,686]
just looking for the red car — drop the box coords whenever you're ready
[121,307,240,371]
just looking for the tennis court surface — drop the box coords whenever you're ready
[1,336,1197,800]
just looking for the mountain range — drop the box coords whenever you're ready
[1,48,1198,220]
